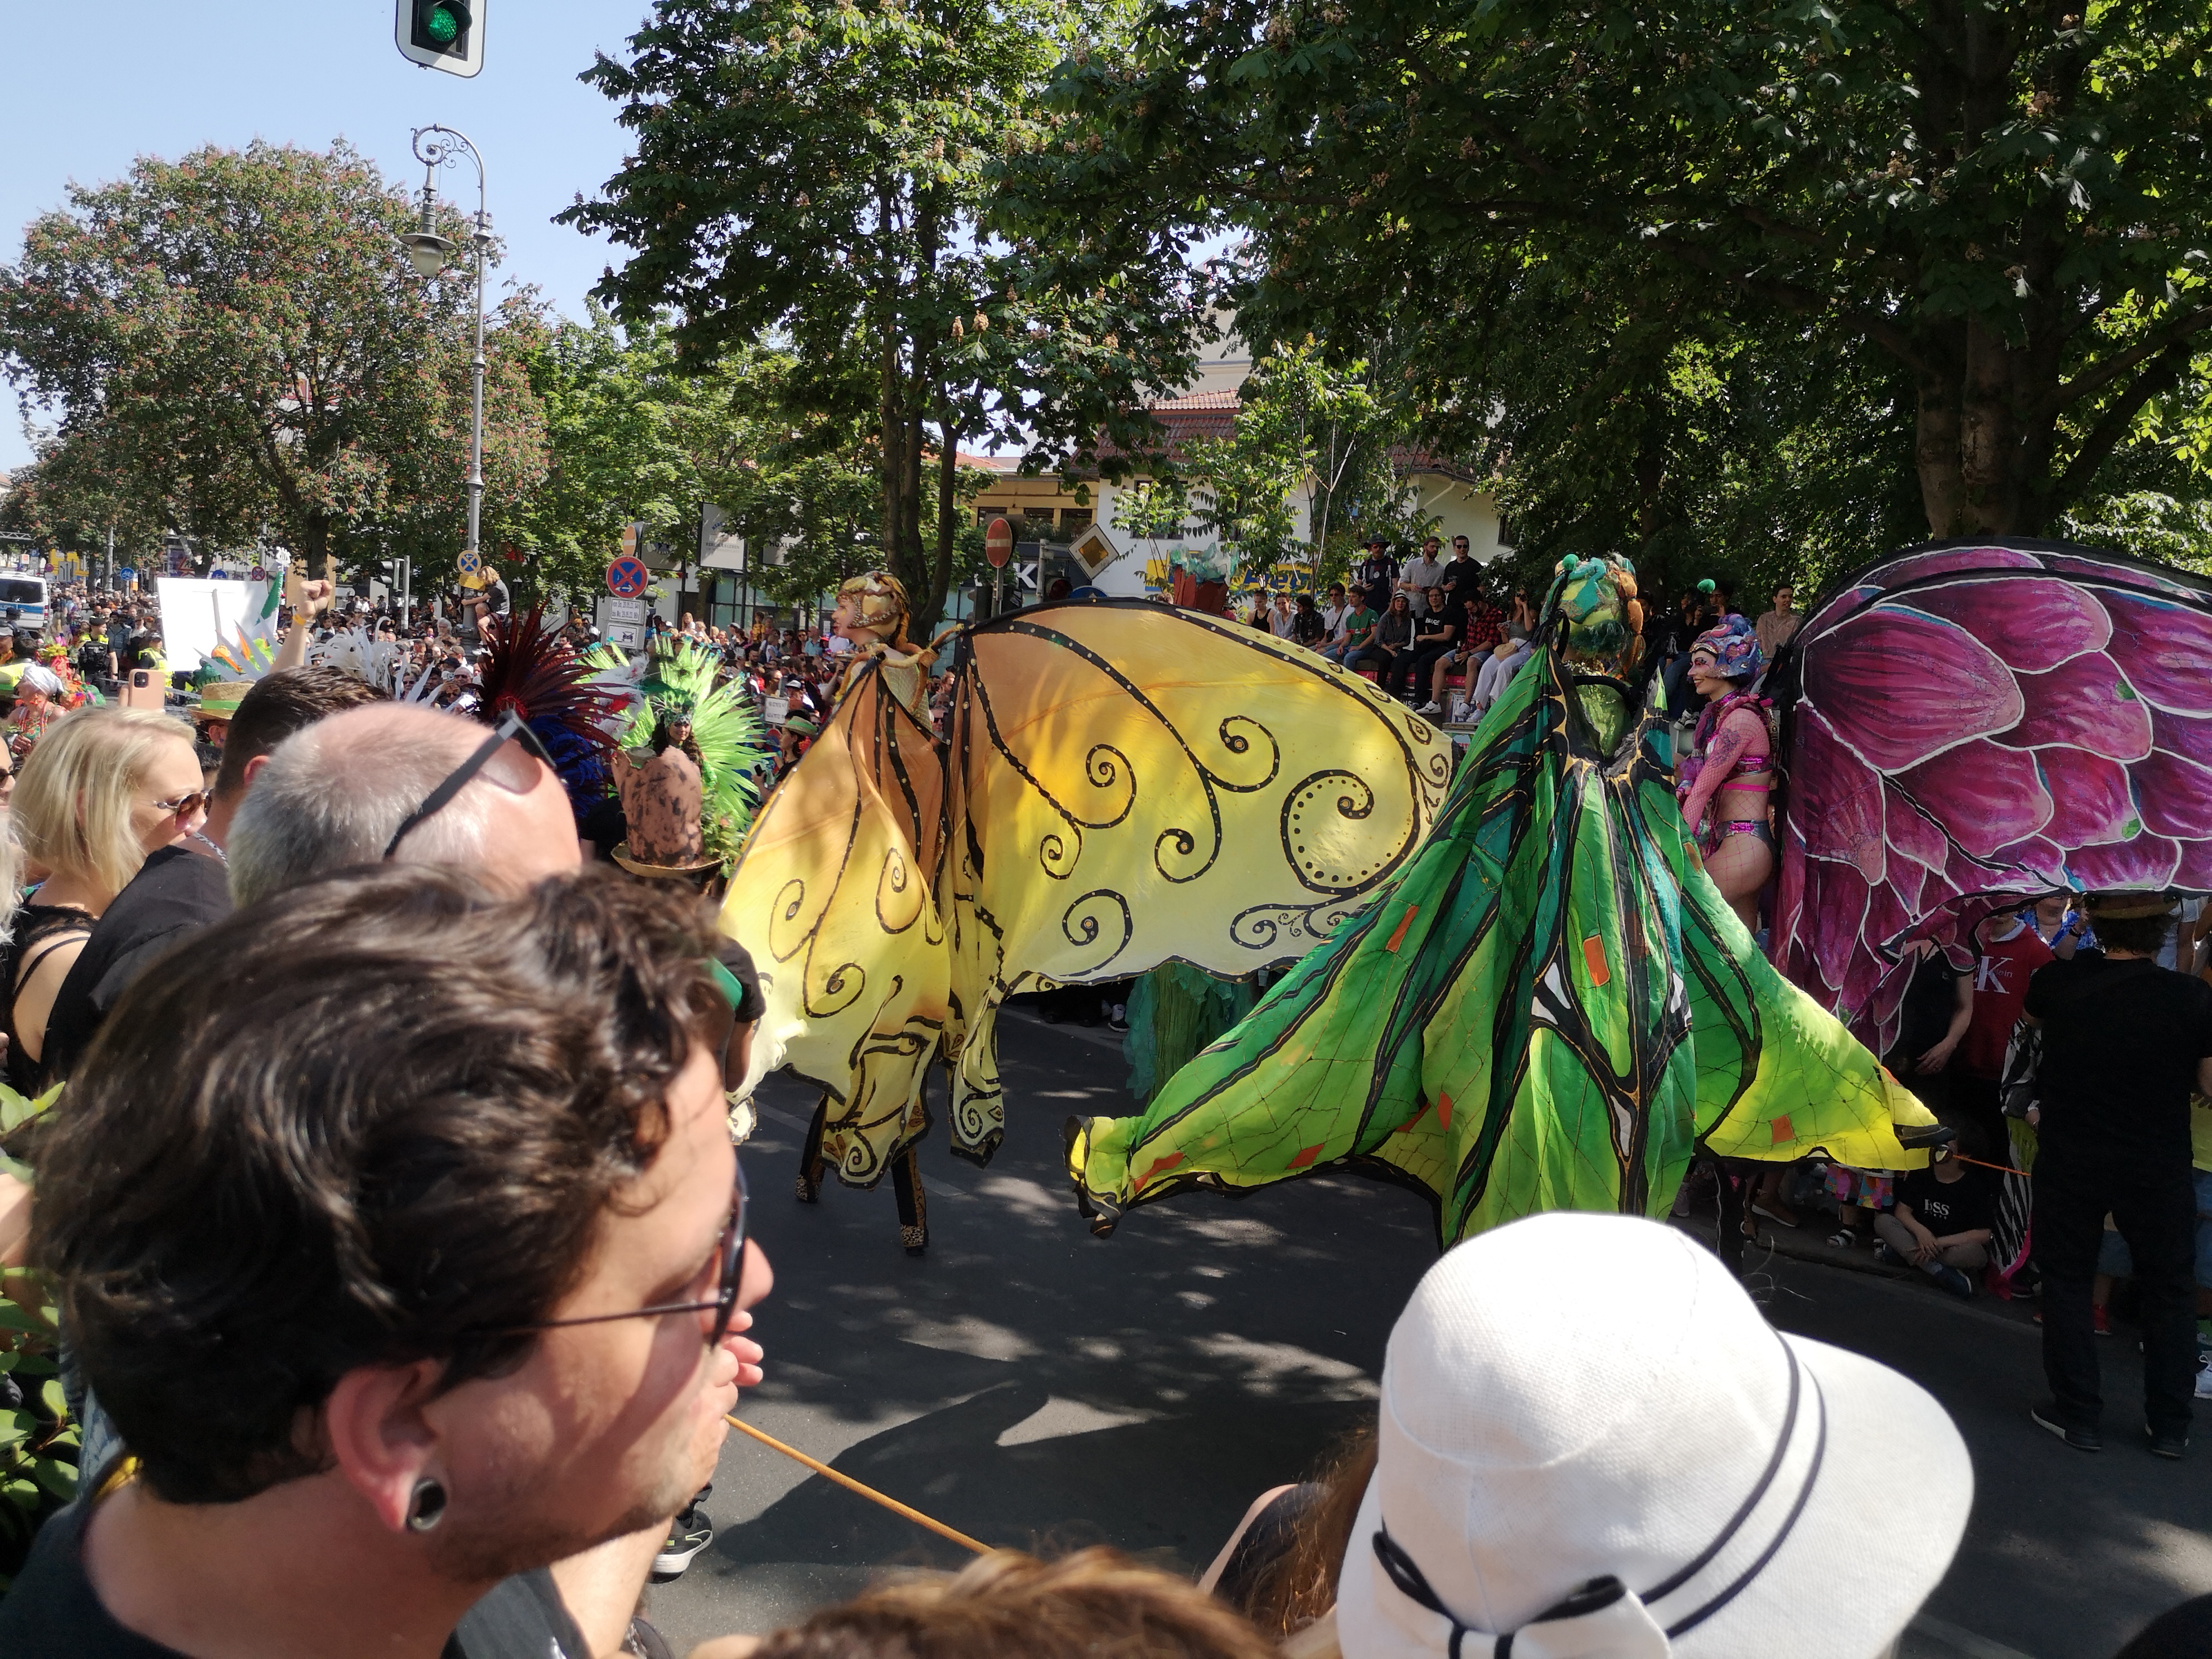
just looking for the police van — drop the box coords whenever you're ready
[0,573,48,630]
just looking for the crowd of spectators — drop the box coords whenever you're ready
[0,564,2201,1659]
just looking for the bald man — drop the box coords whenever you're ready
[227,702,583,906]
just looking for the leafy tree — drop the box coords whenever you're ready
[1180,340,1427,586]
[0,141,547,580]
[1110,476,1195,565]
[516,309,722,599]
[1022,0,2212,541]
[561,0,1213,629]
[2059,491,2212,575]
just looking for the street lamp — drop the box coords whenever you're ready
[400,124,490,586]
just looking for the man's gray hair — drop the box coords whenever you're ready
[227,704,498,907]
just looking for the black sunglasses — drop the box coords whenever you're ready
[382,709,557,860]
[506,1162,749,1351]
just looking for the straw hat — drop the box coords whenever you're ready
[193,681,256,721]
[1335,1213,1971,1659]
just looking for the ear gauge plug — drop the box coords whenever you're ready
[406,1477,448,1532]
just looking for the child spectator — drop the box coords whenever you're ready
[1874,1147,1993,1297]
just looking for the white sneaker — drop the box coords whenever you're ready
[1414,701,1441,716]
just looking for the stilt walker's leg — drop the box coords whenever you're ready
[1709,1152,1745,1282]
[795,1095,830,1204]
[892,1144,929,1257]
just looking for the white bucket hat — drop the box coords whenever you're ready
[1335,1213,1971,1659]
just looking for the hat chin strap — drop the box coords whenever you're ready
[1373,1342,1828,1658]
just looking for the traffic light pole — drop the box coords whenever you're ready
[408,125,489,588]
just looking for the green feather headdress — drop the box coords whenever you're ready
[621,639,772,867]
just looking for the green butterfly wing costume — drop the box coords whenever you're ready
[1068,560,1937,1245]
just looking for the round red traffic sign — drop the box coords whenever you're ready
[607,555,650,598]
[984,516,1013,569]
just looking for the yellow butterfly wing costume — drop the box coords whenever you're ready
[720,600,1452,1189]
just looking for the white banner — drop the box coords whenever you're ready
[156,578,276,672]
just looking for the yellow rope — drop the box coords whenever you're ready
[725,1414,989,1555]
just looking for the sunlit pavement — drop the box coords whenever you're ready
[650,1012,2212,1659]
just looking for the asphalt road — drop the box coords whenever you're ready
[648,1010,2212,1659]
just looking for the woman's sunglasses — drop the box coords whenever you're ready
[153,789,213,821]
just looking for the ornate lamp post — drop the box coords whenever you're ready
[397,125,490,583]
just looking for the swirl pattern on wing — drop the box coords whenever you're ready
[940,599,1454,1161]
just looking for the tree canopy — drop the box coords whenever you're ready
[562,0,1215,627]
[1007,0,2212,549]
[0,141,547,581]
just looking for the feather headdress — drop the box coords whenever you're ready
[624,637,772,865]
[476,606,628,815]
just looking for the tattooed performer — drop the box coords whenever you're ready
[1676,615,1773,930]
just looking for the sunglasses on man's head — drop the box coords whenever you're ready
[382,709,557,860]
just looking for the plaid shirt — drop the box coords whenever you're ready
[1464,601,1505,654]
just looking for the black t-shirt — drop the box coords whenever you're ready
[1438,557,1482,602]
[1893,1167,1992,1237]
[43,846,232,1082]
[1891,950,1964,1063]
[0,1497,588,1658]
[1421,594,1468,647]
[2024,953,2212,1164]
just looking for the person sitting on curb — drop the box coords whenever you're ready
[1873,1146,1993,1298]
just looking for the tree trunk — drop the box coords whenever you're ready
[299,513,333,583]
[929,401,959,631]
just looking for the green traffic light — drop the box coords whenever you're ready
[425,2,459,42]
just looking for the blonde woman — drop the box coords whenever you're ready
[5,709,205,1094]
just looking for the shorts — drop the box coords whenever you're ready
[1825,1166,1893,1210]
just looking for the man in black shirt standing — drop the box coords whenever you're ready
[2025,892,2212,1458]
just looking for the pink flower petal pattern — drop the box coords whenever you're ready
[2039,753,2138,847]
[2135,748,2212,840]
[1904,577,2111,672]
[1992,652,2152,760]
[1791,707,1885,884]
[2068,835,2181,890]
[1772,542,2212,1031]
[2099,590,2212,714]
[1805,605,2022,772]
[1882,782,1952,875]
[2150,707,2212,769]
[1895,739,2052,859]
[1878,546,2045,584]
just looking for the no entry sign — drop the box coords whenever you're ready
[984,516,1013,569]
[606,555,650,598]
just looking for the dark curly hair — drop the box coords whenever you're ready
[32,864,722,1503]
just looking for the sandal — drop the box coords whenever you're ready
[1826,1226,1862,1249]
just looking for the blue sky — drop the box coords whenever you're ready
[1,0,647,473]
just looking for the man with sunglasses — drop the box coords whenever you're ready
[1,866,774,1659]
[227,702,583,907]
[226,697,764,1632]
